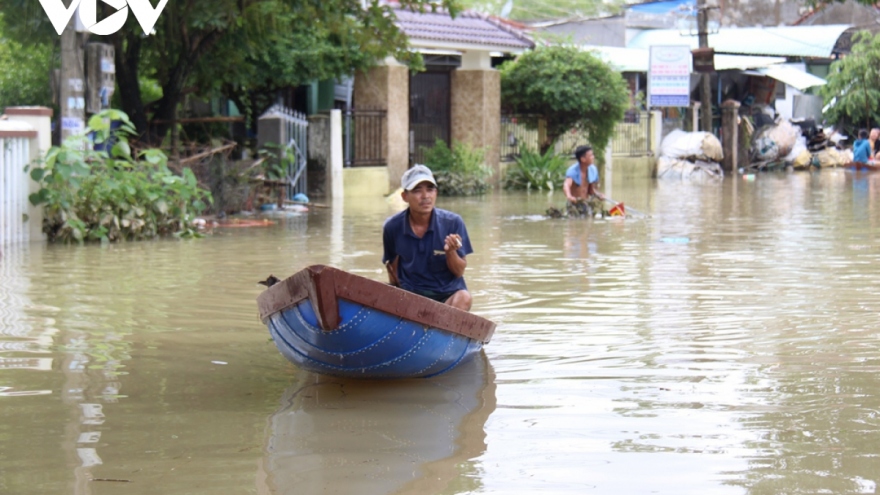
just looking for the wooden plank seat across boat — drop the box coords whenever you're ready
[257,265,496,378]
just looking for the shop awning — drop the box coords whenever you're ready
[583,45,785,72]
[627,24,851,58]
[756,65,827,91]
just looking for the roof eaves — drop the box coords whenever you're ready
[393,7,534,51]
[409,38,530,54]
[627,24,851,59]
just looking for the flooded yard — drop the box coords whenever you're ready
[2,169,880,494]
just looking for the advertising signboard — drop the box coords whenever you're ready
[648,45,692,107]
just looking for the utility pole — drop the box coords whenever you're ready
[59,16,86,142]
[697,0,712,134]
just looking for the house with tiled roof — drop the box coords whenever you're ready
[349,6,534,193]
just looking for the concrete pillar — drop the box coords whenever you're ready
[307,113,330,198]
[257,115,284,152]
[604,141,613,195]
[721,99,741,174]
[6,106,53,242]
[690,102,701,132]
[256,114,285,202]
[450,57,501,184]
[329,110,344,199]
[354,59,409,193]
[650,110,663,155]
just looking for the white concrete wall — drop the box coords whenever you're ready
[1,107,52,246]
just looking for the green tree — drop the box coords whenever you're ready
[499,45,629,162]
[820,30,880,131]
[0,0,461,144]
[0,13,55,111]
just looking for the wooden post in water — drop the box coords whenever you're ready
[721,99,741,174]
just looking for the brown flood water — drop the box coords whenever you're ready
[2,169,880,495]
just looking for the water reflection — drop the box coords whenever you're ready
[260,352,496,495]
[2,170,880,494]
[0,244,55,380]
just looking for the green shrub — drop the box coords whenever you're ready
[421,139,492,196]
[28,109,212,243]
[504,147,569,190]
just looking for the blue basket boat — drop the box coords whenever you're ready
[257,265,495,378]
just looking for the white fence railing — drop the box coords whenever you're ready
[0,135,32,247]
[259,104,309,199]
[500,112,656,162]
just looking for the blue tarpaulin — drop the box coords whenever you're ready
[628,0,695,15]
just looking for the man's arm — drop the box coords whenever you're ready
[385,256,400,286]
[444,234,467,278]
[563,177,576,202]
[382,221,400,286]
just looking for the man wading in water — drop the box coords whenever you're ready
[382,165,473,311]
[563,145,605,217]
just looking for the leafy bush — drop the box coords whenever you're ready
[257,142,294,180]
[504,147,569,191]
[28,110,212,243]
[421,139,492,196]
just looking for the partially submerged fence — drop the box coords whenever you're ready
[258,104,309,199]
[500,111,653,161]
[0,129,33,247]
[611,111,652,156]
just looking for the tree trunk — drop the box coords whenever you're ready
[113,34,148,138]
[538,119,555,155]
[114,27,223,147]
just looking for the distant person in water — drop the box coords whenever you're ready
[562,145,606,216]
[382,164,473,311]
[563,145,605,203]
[852,129,873,165]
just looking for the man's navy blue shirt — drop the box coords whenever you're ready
[382,208,472,294]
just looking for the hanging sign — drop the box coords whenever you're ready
[648,45,692,107]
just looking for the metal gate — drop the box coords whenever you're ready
[345,107,387,167]
[258,104,308,199]
[409,70,451,165]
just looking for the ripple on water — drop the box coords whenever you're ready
[2,176,880,494]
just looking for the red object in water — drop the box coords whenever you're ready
[608,203,625,217]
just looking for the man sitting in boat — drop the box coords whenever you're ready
[383,164,473,312]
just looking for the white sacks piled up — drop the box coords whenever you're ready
[655,129,724,180]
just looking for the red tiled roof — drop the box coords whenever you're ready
[393,7,534,50]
